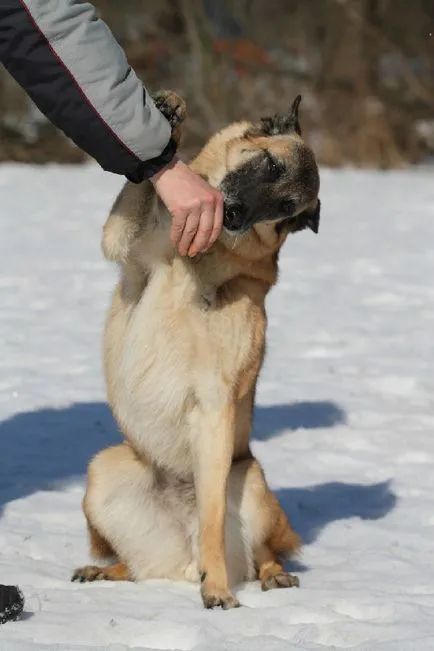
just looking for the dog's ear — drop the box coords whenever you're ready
[304,198,321,234]
[256,95,302,137]
[286,95,302,135]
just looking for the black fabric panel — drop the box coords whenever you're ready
[0,0,176,182]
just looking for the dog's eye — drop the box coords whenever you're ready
[267,157,282,181]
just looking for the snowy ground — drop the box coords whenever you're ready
[1,162,434,651]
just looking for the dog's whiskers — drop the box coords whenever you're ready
[231,235,239,250]
[231,231,248,250]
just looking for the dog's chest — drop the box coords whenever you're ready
[112,265,264,472]
[130,263,259,373]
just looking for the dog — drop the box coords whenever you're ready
[72,90,321,610]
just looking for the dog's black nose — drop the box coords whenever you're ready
[223,203,245,231]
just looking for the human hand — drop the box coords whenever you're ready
[150,155,224,257]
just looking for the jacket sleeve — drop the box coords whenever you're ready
[0,0,177,183]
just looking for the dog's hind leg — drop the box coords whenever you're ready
[226,456,301,591]
[254,544,299,591]
[72,443,197,585]
[86,520,116,561]
[72,562,131,583]
[265,490,301,563]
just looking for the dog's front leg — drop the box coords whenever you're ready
[193,403,240,610]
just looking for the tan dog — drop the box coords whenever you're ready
[72,91,321,610]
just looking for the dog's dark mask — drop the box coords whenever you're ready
[220,95,321,236]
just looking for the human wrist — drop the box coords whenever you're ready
[124,138,177,185]
[150,153,181,187]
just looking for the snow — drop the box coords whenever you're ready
[1,161,434,650]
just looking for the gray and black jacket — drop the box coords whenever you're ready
[0,0,177,183]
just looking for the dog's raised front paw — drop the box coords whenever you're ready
[152,90,187,129]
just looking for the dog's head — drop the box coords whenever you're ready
[216,96,321,240]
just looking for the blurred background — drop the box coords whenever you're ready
[1,0,433,169]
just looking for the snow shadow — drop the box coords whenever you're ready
[0,399,346,515]
[276,480,397,549]
[252,400,347,440]
[0,401,122,516]
[0,401,394,550]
